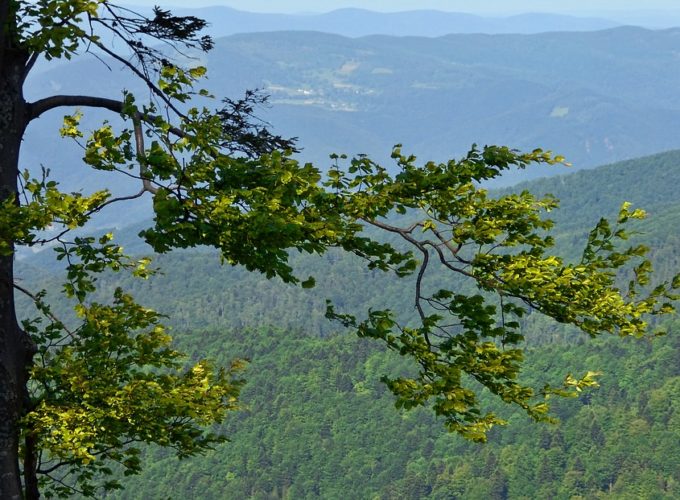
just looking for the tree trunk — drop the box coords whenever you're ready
[0,45,35,499]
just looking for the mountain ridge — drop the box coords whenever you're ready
[22,28,680,228]
[169,6,621,37]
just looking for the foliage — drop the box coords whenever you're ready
[3,0,679,497]
[323,147,679,439]
[18,231,243,497]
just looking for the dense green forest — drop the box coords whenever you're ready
[103,325,680,499]
[18,149,680,498]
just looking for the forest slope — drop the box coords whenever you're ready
[22,149,679,336]
[18,149,680,498]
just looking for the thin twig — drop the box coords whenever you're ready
[12,282,76,339]
[133,118,158,194]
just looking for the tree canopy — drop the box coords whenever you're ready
[0,1,678,498]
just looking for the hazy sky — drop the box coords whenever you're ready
[124,1,680,15]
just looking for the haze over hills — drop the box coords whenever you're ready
[231,27,680,175]
[23,26,680,218]
[123,5,680,35]
[169,6,621,37]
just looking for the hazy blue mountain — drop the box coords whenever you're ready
[599,8,680,29]
[191,27,680,179]
[22,27,680,229]
[168,6,620,38]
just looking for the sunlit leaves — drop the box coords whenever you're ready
[17,0,105,59]
[83,124,135,171]
[25,270,243,498]
[14,1,212,64]
[323,147,678,441]
[10,157,245,496]
[59,111,84,138]
[158,65,207,102]
[139,143,360,284]
[0,169,110,255]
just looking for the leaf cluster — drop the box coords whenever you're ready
[21,233,243,498]
[323,146,679,440]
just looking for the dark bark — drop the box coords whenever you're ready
[0,44,36,499]
[29,94,125,119]
[23,433,39,500]
[28,94,189,143]
[0,0,10,68]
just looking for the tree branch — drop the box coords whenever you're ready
[413,245,431,346]
[28,95,165,199]
[28,95,184,138]
[30,190,149,248]
[84,34,184,117]
[23,51,40,82]
[12,282,75,339]
[363,217,436,345]
[432,227,463,256]
[29,95,125,120]
[36,460,70,476]
[133,118,158,194]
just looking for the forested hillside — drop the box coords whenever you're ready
[19,150,680,499]
[103,326,680,499]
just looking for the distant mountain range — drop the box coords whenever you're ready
[168,7,621,37]
[23,26,680,223]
